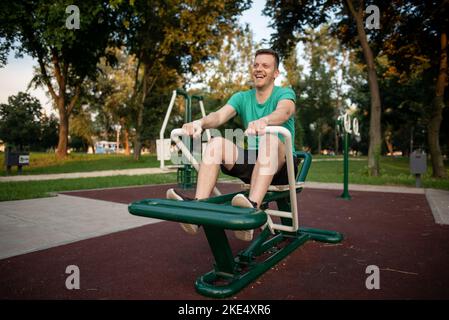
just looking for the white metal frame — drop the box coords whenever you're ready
[158,90,211,169]
[171,126,302,233]
[262,127,300,233]
[171,129,221,196]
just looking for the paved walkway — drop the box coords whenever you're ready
[0,167,173,182]
[0,194,160,260]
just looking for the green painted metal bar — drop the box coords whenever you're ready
[300,227,344,243]
[202,225,236,274]
[175,89,195,189]
[195,232,309,298]
[129,199,267,230]
[195,226,343,298]
[294,151,312,182]
[238,227,272,261]
[191,95,204,102]
[251,232,285,256]
[276,197,293,229]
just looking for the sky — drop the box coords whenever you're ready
[0,0,279,115]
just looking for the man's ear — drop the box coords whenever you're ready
[273,68,280,79]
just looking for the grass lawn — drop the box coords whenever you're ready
[0,173,178,201]
[0,153,448,201]
[308,156,449,190]
[0,152,160,176]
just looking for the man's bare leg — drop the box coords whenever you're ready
[248,134,286,207]
[195,137,238,200]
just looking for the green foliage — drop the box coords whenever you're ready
[187,24,258,136]
[69,104,96,151]
[39,114,59,151]
[0,0,120,156]
[122,0,251,73]
[0,0,118,77]
[0,92,43,150]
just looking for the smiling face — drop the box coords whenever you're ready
[252,53,279,90]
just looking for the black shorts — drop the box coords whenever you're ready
[220,147,301,185]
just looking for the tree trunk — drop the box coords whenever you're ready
[427,31,448,178]
[57,103,69,158]
[124,128,130,156]
[335,130,340,155]
[317,130,322,155]
[133,63,158,160]
[133,75,146,160]
[120,117,130,156]
[347,0,382,176]
[385,133,393,155]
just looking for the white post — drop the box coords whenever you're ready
[264,127,298,231]
[159,90,177,169]
[199,100,211,142]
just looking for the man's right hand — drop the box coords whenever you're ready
[182,119,203,138]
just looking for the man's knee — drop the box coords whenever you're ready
[203,137,236,165]
[258,134,281,158]
[257,134,285,175]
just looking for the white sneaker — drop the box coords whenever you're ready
[231,194,256,241]
[166,188,198,235]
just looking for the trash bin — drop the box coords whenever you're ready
[410,150,427,187]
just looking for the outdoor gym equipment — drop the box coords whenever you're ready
[129,126,343,298]
[337,112,360,200]
[157,89,211,189]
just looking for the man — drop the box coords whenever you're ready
[167,48,299,241]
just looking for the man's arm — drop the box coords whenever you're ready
[200,104,236,129]
[182,104,236,137]
[246,99,295,135]
[263,99,295,126]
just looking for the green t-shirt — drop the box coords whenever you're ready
[227,86,296,152]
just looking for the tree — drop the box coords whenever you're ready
[0,0,119,158]
[201,24,257,100]
[264,0,386,175]
[381,0,449,178]
[0,92,43,150]
[188,24,258,135]
[39,114,59,151]
[300,28,338,153]
[119,0,251,159]
[69,104,96,153]
[281,45,305,151]
[81,47,140,155]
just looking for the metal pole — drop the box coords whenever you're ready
[340,129,351,200]
[159,90,177,169]
[176,89,195,189]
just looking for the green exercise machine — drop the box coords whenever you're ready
[129,126,343,298]
[157,89,211,189]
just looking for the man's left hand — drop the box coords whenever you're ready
[245,117,269,136]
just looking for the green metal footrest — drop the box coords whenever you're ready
[194,227,343,298]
